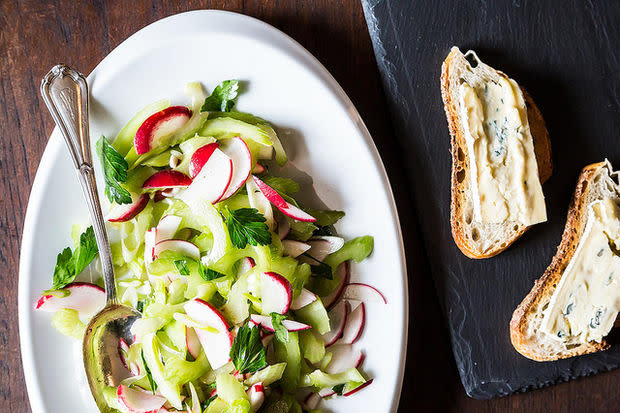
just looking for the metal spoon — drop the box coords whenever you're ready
[41,65,141,412]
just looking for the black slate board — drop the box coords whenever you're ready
[361,0,620,400]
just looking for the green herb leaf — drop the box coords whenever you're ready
[201,395,217,410]
[141,350,157,394]
[201,80,240,112]
[271,312,289,343]
[230,323,267,374]
[332,383,345,395]
[302,253,333,280]
[225,207,272,249]
[96,136,132,204]
[198,265,226,282]
[136,300,145,313]
[174,259,190,276]
[50,227,99,291]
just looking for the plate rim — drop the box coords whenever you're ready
[18,9,408,412]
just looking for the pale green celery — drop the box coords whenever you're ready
[109,242,125,267]
[208,111,269,125]
[343,380,366,394]
[216,372,249,404]
[163,320,186,352]
[173,313,219,334]
[289,220,318,241]
[260,123,287,166]
[305,209,345,227]
[51,309,86,340]
[269,256,298,284]
[188,382,201,413]
[102,386,121,410]
[163,353,210,386]
[229,399,251,413]
[200,117,272,146]
[141,149,172,167]
[205,398,229,413]
[168,278,188,304]
[184,273,217,301]
[294,299,330,335]
[291,263,311,297]
[176,135,216,176]
[118,200,154,263]
[300,357,314,376]
[218,192,251,211]
[130,317,167,340]
[142,333,183,409]
[324,236,374,268]
[302,368,365,389]
[171,82,210,143]
[113,99,170,156]
[244,363,287,387]
[252,245,273,270]
[191,232,213,253]
[299,330,325,364]
[221,267,256,324]
[319,352,332,371]
[144,302,186,320]
[149,250,193,276]
[261,176,299,195]
[274,331,301,393]
[262,394,302,413]
[152,278,168,304]
[214,274,234,298]
[122,166,156,194]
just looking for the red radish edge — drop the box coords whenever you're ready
[321,300,348,347]
[189,142,220,179]
[220,137,252,200]
[337,302,365,344]
[134,106,191,155]
[290,288,318,310]
[260,272,293,314]
[342,283,387,304]
[322,261,350,310]
[108,194,150,222]
[142,170,192,189]
[343,379,374,396]
[249,314,311,332]
[35,282,105,315]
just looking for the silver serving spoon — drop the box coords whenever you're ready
[41,65,141,412]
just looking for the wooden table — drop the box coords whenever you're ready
[2,1,618,411]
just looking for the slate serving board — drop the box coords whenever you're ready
[361,0,620,400]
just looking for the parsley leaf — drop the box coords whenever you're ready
[141,350,157,394]
[50,227,99,291]
[96,136,132,205]
[332,384,345,395]
[174,259,190,276]
[201,80,240,112]
[225,207,272,249]
[271,312,289,343]
[230,323,267,374]
[198,265,226,282]
[302,253,333,280]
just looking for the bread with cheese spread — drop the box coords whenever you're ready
[510,161,620,361]
[441,47,552,259]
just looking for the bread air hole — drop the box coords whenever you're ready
[457,147,465,161]
[456,169,465,183]
[513,225,519,231]
[464,53,478,68]
[471,228,480,241]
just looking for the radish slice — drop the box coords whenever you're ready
[304,392,321,409]
[246,178,275,230]
[142,170,192,189]
[237,257,256,276]
[342,283,387,305]
[169,149,183,169]
[281,240,311,258]
[290,288,318,310]
[325,344,364,373]
[337,302,365,344]
[318,387,335,398]
[260,272,293,314]
[261,332,274,347]
[184,299,233,369]
[153,239,200,260]
[220,137,252,200]
[305,236,345,261]
[246,382,265,412]
[184,148,233,204]
[119,338,130,370]
[107,193,150,222]
[144,229,156,265]
[189,142,220,179]
[343,379,374,396]
[322,262,349,309]
[251,175,316,222]
[321,300,348,347]
[252,163,266,174]
[155,215,182,242]
[117,384,166,412]
[249,314,311,332]
[35,282,105,316]
[277,214,291,240]
[185,326,201,359]
[134,106,191,155]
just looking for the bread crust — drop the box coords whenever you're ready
[510,162,612,361]
[440,48,553,259]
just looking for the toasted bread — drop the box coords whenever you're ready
[510,161,620,361]
[441,47,553,259]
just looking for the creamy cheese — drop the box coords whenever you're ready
[458,78,546,225]
[541,198,620,343]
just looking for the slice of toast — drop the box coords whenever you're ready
[510,161,620,361]
[441,47,553,259]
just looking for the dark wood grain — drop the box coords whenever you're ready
[1,1,619,412]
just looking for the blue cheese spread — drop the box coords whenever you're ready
[458,77,546,225]
[541,198,620,343]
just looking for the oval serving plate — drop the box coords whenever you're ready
[19,10,407,412]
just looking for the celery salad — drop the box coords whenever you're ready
[35,80,386,413]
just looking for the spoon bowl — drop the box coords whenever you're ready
[41,65,142,412]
